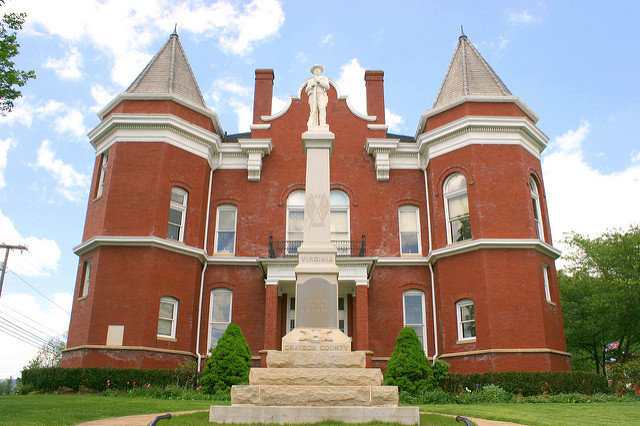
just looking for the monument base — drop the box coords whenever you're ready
[281,328,351,351]
[209,405,420,425]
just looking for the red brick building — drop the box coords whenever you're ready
[62,31,570,373]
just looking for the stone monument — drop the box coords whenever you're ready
[209,66,419,425]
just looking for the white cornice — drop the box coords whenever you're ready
[416,116,548,163]
[74,236,206,259]
[426,238,562,263]
[250,123,271,130]
[97,92,224,137]
[238,138,273,181]
[438,347,571,359]
[88,113,222,168]
[376,257,429,266]
[415,95,540,138]
[367,124,388,131]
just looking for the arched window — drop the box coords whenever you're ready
[286,190,305,254]
[330,190,350,253]
[444,174,471,243]
[214,205,237,254]
[456,299,476,341]
[403,290,426,351]
[530,177,544,240]
[157,297,178,339]
[209,288,233,349]
[398,205,421,255]
[167,187,188,242]
[286,189,351,254]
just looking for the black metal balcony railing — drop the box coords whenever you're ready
[268,234,366,258]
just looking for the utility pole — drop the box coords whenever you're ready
[0,243,28,298]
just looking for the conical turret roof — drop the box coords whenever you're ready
[126,30,207,108]
[432,32,511,110]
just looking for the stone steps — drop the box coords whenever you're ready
[231,384,398,406]
[265,349,366,368]
[249,367,382,386]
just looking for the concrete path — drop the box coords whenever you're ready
[77,409,527,425]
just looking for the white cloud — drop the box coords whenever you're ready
[0,209,61,278]
[233,102,253,133]
[9,0,285,86]
[271,96,288,116]
[0,292,71,377]
[90,84,117,113]
[322,33,334,45]
[508,10,541,24]
[209,78,254,131]
[543,121,640,245]
[631,150,640,163]
[35,140,90,201]
[385,108,404,133]
[336,58,366,115]
[55,109,87,139]
[0,138,14,188]
[44,47,83,80]
[213,78,252,97]
[0,98,64,128]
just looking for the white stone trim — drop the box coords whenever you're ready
[367,124,388,131]
[97,92,224,136]
[250,123,271,130]
[427,238,561,263]
[438,347,571,359]
[88,113,222,168]
[415,95,540,137]
[416,116,548,163]
[62,344,197,358]
[74,235,205,259]
[365,138,399,181]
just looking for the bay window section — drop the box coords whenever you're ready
[157,297,178,339]
[444,173,471,243]
[456,299,476,341]
[530,177,544,240]
[209,289,232,349]
[95,151,109,198]
[167,187,188,242]
[286,191,305,255]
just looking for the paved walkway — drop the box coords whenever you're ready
[77,409,526,425]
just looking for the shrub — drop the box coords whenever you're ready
[442,371,609,396]
[609,359,640,395]
[383,327,434,395]
[431,359,450,387]
[478,384,512,403]
[200,323,252,393]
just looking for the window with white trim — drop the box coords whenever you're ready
[80,259,92,298]
[399,205,421,255]
[95,151,109,198]
[530,177,544,240]
[403,290,426,351]
[542,264,551,302]
[157,297,178,338]
[444,173,471,243]
[214,205,237,254]
[209,288,232,349]
[456,299,476,341]
[286,191,305,255]
[167,187,188,242]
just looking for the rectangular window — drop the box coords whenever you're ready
[399,206,421,255]
[80,259,92,298]
[403,291,426,351]
[167,188,188,242]
[543,265,551,302]
[95,151,109,198]
[214,205,237,254]
[287,296,296,332]
[209,289,232,349]
[157,297,178,338]
[456,299,476,341]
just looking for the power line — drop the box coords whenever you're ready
[0,308,55,341]
[0,302,61,336]
[0,324,42,348]
[0,315,49,347]
[8,270,70,315]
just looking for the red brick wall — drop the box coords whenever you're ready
[106,100,217,133]
[425,102,533,132]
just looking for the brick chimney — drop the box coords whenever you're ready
[253,69,275,124]
[364,70,385,123]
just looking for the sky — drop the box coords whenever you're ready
[0,0,638,378]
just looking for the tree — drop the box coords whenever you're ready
[200,323,251,393]
[0,2,36,115]
[560,226,640,373]
[383,327,434,395]
[25,334,66,369]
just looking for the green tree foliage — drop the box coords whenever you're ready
[0,376,13,395]
[383,327,434,395]
[25,334,66,369]
[0,3,35,115]
[200,323,251,393]
[560,226,640,374]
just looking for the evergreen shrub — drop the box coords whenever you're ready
[200,323,251,393]
[383,327,435,395]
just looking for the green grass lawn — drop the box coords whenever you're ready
[423,403,640,425]
[1,395,639,425]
